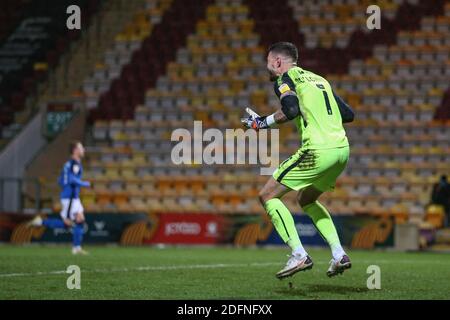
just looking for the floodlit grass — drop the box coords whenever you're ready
[1,245,449,299]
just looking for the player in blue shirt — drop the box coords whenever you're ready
[28,141,91,255]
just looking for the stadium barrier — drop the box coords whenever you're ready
[1,212,396,249]
[0,178,41,212]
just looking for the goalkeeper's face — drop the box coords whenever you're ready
[267,52,281,82]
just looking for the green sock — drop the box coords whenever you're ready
[264,198,303,252]
[303,201,345,260]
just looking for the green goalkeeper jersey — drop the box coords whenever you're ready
[274,66,349,150]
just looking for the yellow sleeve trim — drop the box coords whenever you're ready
[278,83,290,94]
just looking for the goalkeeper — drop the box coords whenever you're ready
[242,42,354,279]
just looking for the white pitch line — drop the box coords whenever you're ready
[0,270,67,278]
[0,262,281,278]
[1,259,449,278]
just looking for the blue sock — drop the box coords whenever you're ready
[42,218,66,229]
[73,223,84,247]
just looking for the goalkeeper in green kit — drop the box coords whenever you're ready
[242,42,355,279]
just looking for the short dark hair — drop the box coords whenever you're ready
[268,42,298,62]
[69,140,81,155]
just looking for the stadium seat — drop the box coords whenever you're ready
[25,0,448,217]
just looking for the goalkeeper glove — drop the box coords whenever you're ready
[241,107,272,131]
[242,115,270,130]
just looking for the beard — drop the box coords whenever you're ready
[268,70,278,82]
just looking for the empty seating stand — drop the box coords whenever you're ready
[0,0,99,142]
[88,0,213,122]
[28,0,449,219]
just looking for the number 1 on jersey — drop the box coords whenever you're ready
[316,84,333,115]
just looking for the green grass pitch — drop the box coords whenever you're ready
[1,245,449,300]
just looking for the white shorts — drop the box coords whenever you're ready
[60,199,84,221]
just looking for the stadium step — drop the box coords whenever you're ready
[0,0,101,148]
